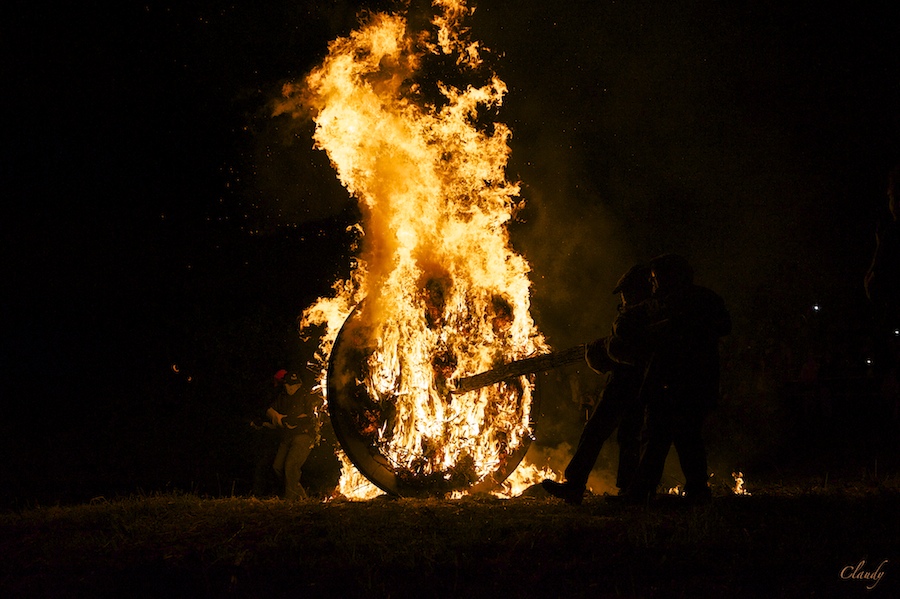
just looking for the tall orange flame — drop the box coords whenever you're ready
[276,0,547,497]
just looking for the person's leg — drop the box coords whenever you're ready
[673,410,711,504]
[544,382,631,504]
[615,400,645,491]
[564,388,626,489]
[272,440,288,484]
[622,402,672,502]
[284,435,314,501]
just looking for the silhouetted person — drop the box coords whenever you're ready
[268,370,321,501]
[621,253,731,506]
[542,264,653,504]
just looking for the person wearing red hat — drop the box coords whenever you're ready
[267,370,321,500]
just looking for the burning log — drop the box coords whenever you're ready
[453,345,586,394]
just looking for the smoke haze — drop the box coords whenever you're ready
[257,1,899,486]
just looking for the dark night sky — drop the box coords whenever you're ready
[3,1,899,501]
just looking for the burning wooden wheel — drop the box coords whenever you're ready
[326,305,537,497]
[289,1,560,498]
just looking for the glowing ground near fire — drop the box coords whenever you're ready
[275,1,551,497]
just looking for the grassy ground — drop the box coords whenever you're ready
[2,477,898,598]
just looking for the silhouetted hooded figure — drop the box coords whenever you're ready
[622,253,731,505]
[542,263,653,504]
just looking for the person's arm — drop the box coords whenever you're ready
[266,406,281,425]
[266,406,295,428]
[585,336,615,373]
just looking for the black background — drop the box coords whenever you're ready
[3,0,899,505]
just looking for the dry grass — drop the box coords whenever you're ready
[1,479,898,598]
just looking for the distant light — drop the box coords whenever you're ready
[811,303,821,313]
[894,329,900,337]
[866,358,873,365]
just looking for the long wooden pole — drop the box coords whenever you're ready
[453,344,585,394]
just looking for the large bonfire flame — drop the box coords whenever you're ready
[275,0,549,498]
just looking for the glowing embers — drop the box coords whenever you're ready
[732,471,751,496]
